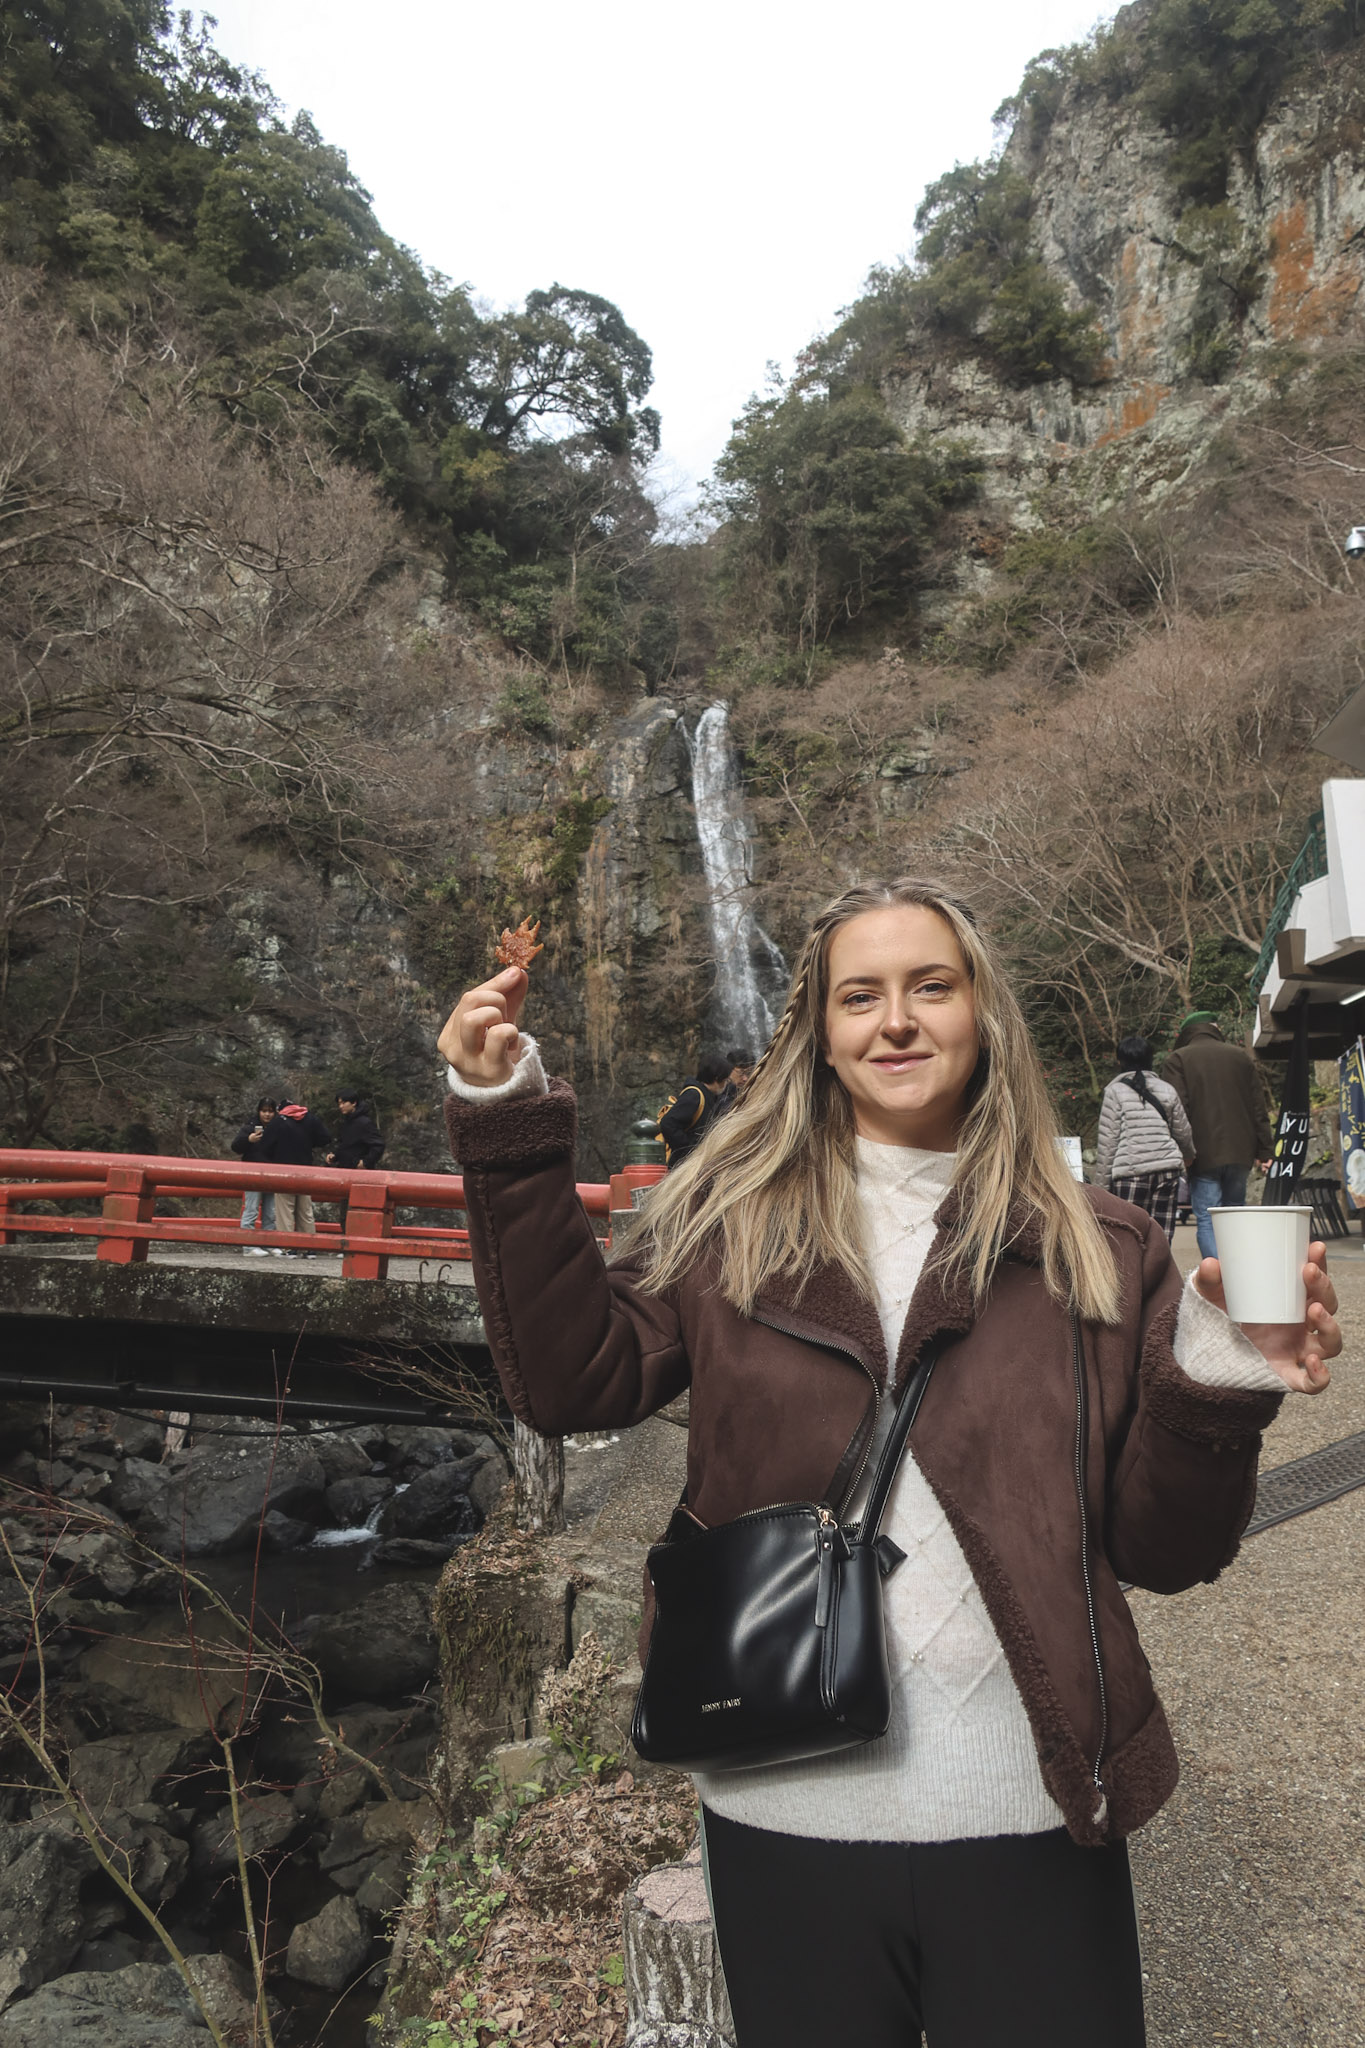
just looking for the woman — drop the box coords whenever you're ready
[1094,1033,1194,1243]
[230,1098,277,1252]
[438,878,1337,2048]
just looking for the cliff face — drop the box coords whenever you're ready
[222,686,706,1182]
[887,31,1365,538]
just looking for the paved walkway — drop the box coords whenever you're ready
[1130,1230,1365,2047]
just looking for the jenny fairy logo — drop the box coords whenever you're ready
[701,1697,741,1713]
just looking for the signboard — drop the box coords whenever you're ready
[1265,997,1311,1204]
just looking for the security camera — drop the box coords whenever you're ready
[1345,526,1365,558]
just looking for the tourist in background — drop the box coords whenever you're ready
[715,1046,755,1116]
[327,1093,386,1170]
[230,1099,277,1255]
[1162,1012,1273,1258]
[1094,1035,1193,1244]
[256,1097,331,1251]
[437,876,1337,2048]
[656,1055,730,1168]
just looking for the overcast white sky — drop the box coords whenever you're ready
[201,0,1113,505]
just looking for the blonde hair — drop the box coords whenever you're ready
[618,877,1120,1325]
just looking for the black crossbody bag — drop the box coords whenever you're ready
[630,1337,945,1773]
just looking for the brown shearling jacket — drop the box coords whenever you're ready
[447,1079,1283,1848]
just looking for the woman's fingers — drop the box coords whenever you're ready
[1192,1256,1227,1312]
[484,1020,522,1068]
[437,965,530,1083]
[1304,1244,1340,1319]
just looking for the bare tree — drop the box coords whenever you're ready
[0,278,406,1141]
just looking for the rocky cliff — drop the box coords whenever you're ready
[888,12,1365,542]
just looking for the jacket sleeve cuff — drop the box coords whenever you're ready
[1139,1299,1283,1448]
[445,1036,548,1104]
[1173,1273,1286,1393]
[444,1073,577,1169]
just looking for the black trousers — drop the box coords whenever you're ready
[702,1808,1146,2048]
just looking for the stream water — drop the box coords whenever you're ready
[688,703,788,1051]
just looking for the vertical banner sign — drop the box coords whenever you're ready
[1341,1037,1365,1212]
[1264,997,1311,1205]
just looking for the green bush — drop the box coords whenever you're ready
[905,163,1107,388]
[708,383,980,649]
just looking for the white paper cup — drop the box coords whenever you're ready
[1209,1206,1311,1324]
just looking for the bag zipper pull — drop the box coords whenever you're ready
[815,1509,838,1628]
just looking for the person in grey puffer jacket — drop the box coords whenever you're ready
[1095,1034,1194,1243]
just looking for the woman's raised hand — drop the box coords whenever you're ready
[1193,1240,1340,1394]
[437,966,529,1088]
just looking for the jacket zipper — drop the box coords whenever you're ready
[750,1305,882,1515]
[1071,1315,1109,1823]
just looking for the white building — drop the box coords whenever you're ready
[1252,697,1365,1058]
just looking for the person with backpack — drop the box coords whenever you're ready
[1093,1035,1194,1243]
[436,876,1338,2048]
[715,1046,755,1117]
[656,1055,731,1168]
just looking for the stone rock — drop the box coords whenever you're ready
[191,1790,298,1877]
[62,1808,188,1906]
[285,1893,370,1991]
[307,1582,437,1700]
[109,1457,169,1525]
[309,1433,374,1486]
[181,1953,262,2043]
[63,1731,210,1815]
[0,1823,93,2004]
[353,1853,408,1914]
[0,1962,209,2046]
[383,1426,458,1479]
[317,1771,371,1822]
[317,1810,374,1875]
[488,1736,565,1798]
[460,1447,511,1522]
[112,1418,165,1462]
[624,1855,734,2048]
[371,1536,462,1568]
[71,1932,143,1975]
[433,1544,576,1781]
[77,1613,250,1734]
[109,1422,326,1556]
[377,1464,479,1541]
[324,1474,392,1524]
[259,1510,314,1551]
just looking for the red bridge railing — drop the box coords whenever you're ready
[0,1151,666,1283]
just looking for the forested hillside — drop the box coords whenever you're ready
[3,0,1364,1161]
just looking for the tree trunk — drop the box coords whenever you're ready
[513,1419,565,1535]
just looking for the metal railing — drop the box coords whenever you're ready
[0,1150,665,1281]
[1250,811,1328,999]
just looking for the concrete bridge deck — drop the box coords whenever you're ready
[0,1240,489,1423]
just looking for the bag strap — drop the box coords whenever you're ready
[857,1335,945,1540]
[663,1332,946,1543]
[1118,1072,1173,1134]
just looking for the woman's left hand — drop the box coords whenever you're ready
[1193,1241,1340,1394]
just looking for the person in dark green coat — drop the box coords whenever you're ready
[1162,1014,1273,1258]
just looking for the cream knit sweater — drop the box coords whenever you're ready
[449,1051,1283,1844]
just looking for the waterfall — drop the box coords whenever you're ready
[689,703,788,1052]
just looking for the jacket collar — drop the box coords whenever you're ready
[752,1188,1047,1389]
